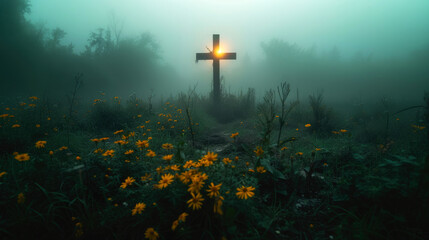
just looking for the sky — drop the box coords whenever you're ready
[27,0,429,80]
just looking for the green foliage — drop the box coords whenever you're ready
[309,92,333,135]
[0,1,175,98]
[206,88,256,123]
[0,91,428,239]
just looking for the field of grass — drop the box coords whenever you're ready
[0,88,428,240]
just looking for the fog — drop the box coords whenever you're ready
[1,0,429,104]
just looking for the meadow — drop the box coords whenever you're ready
[0,85,428,240]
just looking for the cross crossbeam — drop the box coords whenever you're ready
[196,34,236,104]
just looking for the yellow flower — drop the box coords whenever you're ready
[15,153,30,162]
[179,170,194,184]
[114,140,128,145]
[230,132,239,139]
[17,192,25,204]
[256,166,267,173]
[146,150,156,157]
[254,146,264,157]
[188,177,205,194]
[296,152,303,156]
[35,124,40,128]
[141,173,152,181]
[124,150,134,155]
[102,149,115,157]
[162,143,174,150]
[222,158,232,165]
[236,186,255,199]
[12,124,20,128]
[76,156,81,160]
[120,177,135,189]
[49,151,54,156]
[187,192,204,210]
[281,146,288,151]
[170,165,180,171]
[178,212,189,222]
[35,140,47,148]
[114,130,124,135]
[162,154,174,162]
[136,140,149,148]
[214,195,224,215]
[183,160,194,169]
[157,173,174,189]
[144,228,159,240]
[206,182,222,198]
[94,148,103,154]
[171,220,179,231]
[131,202,146,216]
[59,146,68,151]
[305,123,311,127]
[0,171,7,178]
[340,129,347,133]
[203,151,218,162]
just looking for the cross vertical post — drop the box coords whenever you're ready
[196,34,236,105]
[213,34,220,104]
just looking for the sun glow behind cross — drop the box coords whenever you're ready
[216,47,223,56]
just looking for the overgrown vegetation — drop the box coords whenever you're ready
[1,86,427,239]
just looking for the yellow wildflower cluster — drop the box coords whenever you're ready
[35,140,47,148]
[156,173,174,189]
[132,202,146,215]
[120,177,135,189]
[171,212,189,231]
[145,228,159,240]
[236,186,255,199]
[162,143,174,150]
[254,146,264,157]
[15,153,30,162]
[102,149,115,157]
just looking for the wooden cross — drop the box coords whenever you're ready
[196,34,236,104]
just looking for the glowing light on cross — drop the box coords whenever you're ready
[196,34,237,104]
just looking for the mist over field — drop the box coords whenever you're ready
[1,0,429,103]
[1,1,429,239]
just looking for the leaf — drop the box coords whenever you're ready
[272,169,286,180]
[261,158,286,180]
